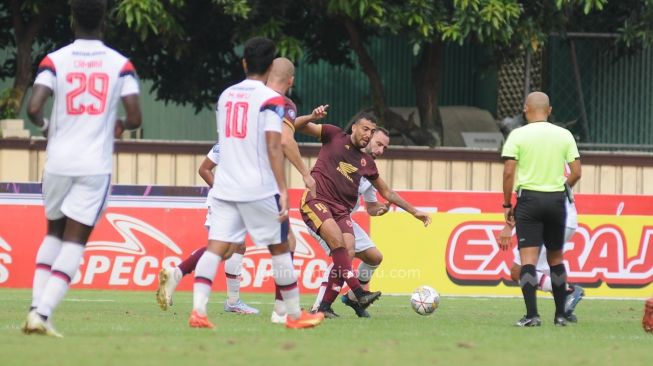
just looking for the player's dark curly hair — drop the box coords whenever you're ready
[353,112,378,125]
[243,37,276,76]
[71,0,107,33]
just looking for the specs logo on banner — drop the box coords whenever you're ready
[74,213,183,286]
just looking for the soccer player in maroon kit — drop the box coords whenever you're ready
[299,114,431,317]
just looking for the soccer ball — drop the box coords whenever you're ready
[410,285,440,315]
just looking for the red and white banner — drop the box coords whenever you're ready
[0,188,367,294]
[1,184,652,297]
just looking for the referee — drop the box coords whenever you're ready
[501,92,581,327]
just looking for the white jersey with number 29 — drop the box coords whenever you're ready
[33,39,139,176]
[212,79,284,202]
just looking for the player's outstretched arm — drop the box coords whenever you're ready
[26,84,52,135]
[281,124,316,198]
[365,201,391,216]
[198,157,217,187]
[266,130,289,222]
[296,121,323,138]
[294,104,329,130]
[370,176,431,227]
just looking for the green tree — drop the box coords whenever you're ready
[2,0,651,145]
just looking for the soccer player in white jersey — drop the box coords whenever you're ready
[157,58,317,319]
[22,0,142,338]
[306,128,392,318]
[156,143,260,314]
[499,188,585,322]
[188,37,323,329]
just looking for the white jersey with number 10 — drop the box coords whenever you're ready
[212,79,284,202]
[33,39,139,176]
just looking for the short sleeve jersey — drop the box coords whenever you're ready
[311,125,379,212]
[212,79,284,202]
[352,177,378,212]
[501,122,580,192]
[33,39,140,176]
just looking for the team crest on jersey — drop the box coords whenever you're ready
[346,220,353,227]
[288,108,296,120]
[361,158,366,167]
[336,162,358,183]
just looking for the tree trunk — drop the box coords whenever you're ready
[12,40,34,113]
[9,0,49,116]
[412,39,444,146]
[341,17,432,145]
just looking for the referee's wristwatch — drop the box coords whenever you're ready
[502,203,512,208]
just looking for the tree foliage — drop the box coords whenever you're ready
[0,0,651,144]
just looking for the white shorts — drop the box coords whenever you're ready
[42,172,111,226]
[204,205,211,229]
[208,195,288,246]
[310,221,376,255]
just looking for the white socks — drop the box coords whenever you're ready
[271,253,300,319]
[224,253,243,305]
[31,235,63,309]
[36,242,85,318]
[192,251,222,316]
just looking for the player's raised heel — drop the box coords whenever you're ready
[188,310,215,329]
[156,267,181,311]
[564,285,584,316]
[286,310,324,329]
[22,310,63,338]
[515,315,541,327]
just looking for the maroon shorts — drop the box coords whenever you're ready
[300,190,354,236]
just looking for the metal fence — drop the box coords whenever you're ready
[546,34,653,146]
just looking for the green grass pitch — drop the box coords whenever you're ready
[1,289,651,366]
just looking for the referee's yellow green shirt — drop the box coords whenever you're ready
[501,122,579,192]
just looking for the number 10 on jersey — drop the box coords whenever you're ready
[224,101,248,138]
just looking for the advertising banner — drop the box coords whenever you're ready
[0,183,651,298]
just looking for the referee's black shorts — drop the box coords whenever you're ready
[515,189,567,251]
